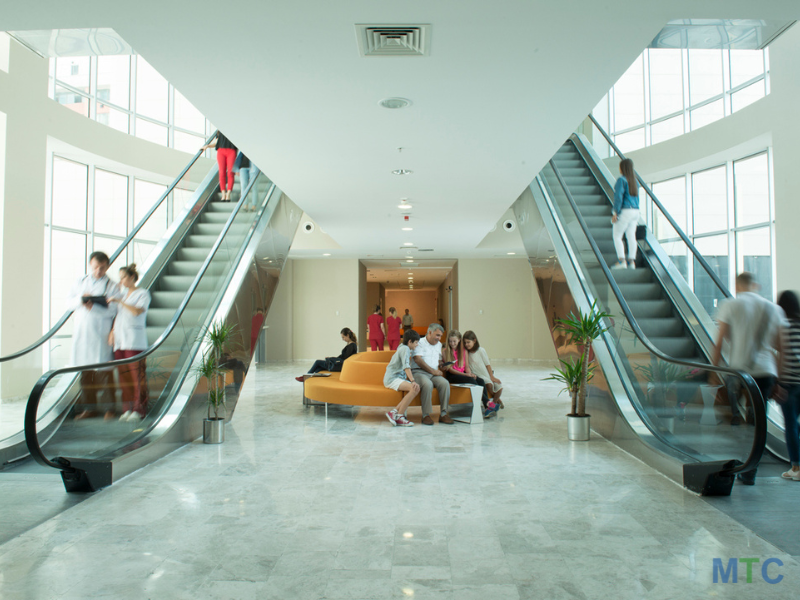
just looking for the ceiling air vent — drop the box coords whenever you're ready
[356,24,430,57]
[418,248,434,252]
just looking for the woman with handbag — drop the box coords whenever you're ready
[295,328,358,381]
[611,158,640,270]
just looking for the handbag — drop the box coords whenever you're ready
[636,224,647,240]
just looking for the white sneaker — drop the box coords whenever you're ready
[119,411,132,422]
[127,412,142,423]
[611,262,627,270]
[628,261,636,270]
[386,410,398,426]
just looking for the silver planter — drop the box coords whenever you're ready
[203,418,225,444]
[567,414,590,441]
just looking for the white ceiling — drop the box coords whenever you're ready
[5,1,800,260]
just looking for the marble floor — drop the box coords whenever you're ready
[0,361,798,599]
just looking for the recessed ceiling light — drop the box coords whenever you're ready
[407,272,413,275]
[398,203,413,210]
[406,259,414,263]
[379,97,412,109]
[323,253,331,256]
[403,242,414,246]
[392,169,412,176]
[507,252,516,255]
[402,227,413,231]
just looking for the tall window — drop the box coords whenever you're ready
[593,48,769,153]
[46,156,194,329]
[48,55,213,152]
[650,151,774,314]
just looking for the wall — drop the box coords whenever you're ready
[385,291,438,329]
[264,259,293,361]
[437,266,459,332]
[458,258,556,360]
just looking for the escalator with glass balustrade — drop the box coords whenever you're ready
[514,122,770,495]
[0,137,301,491]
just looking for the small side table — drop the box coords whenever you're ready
[449,384,484,425]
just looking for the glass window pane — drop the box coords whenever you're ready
[174,90,205,134]
[135,118,168,146]
[133,179,168,241]
[648,49,683,120]
[94,169,128,237]
[172,188,195,222]
[173,130,204,154]
[729,50,765,89]
[736,228,772,300]
[690,99,724,131]
[731,81,765,113]
[653,177,687,236]
[613,128,645,154]
[132,241,157,267]
[734,153,769,228]
[135,57,168,122]
[96,55,130,109]
[93,235,126,273]
[54,57,90,93]
[613,56,645,131]
[689,50,723,106]
[694,234,729,316]
[650,115,684,145]
[692,166,727,235]
[50,230,87,326]
[54,85,89,117]
[96,103,130,133]
[52,157,87,230]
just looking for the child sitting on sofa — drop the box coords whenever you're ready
[383,329,421,427]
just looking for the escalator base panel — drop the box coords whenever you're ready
[683,460,740,496]
[60,459,112,493]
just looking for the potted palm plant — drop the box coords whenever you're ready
[552,300,611,440]
[195,321,236,444]
[544,354,596,440]
[635,359,689,433]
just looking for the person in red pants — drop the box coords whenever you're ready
[386,307,402,351]
[108,264,151,423]
[367,305,386,351]
[202,132,238,201]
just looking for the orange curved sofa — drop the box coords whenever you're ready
[303,350,475,408]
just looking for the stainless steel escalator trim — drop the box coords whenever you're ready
[25,170,272,474]
[546,158,767,478]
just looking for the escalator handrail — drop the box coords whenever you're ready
[546,158,766,475]
[1,130,219,365]
[25,170,269,472]
[586,114,732,301]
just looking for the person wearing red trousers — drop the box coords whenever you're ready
[367,305,386,351]
[202,132,238,201]
[108,264,151,423]
[386,307,402,351]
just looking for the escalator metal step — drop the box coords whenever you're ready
[615,282,662,301]
[626,299,673,318]
[636,318,686,338]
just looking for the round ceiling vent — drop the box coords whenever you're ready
[503,219,517,233]
[302,221,315,234]
[379,97,412,109]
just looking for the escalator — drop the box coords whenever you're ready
[0,138,301,491]
[513,121,768,495]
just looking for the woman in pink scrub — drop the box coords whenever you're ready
[367,305,386,351]
[386,307,402,350]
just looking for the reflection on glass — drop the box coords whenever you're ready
[171,188,195,221]
[52,157,88,230]
[688,50,723,106]
[648,49,683,120]
[613,56,645,130]
[737,228,772,299]
[734,153,769,228]
[650,115,684,145]
[693,234,729,315]
[133,179,168,241]
[54,85,89,117]
[94,169,128,237]
[55,57,90,92]
[692,167,727,235]
[731,81,765,113]
[50,230,86,326]
[690,99,724,130]
[135,57,168,122]
[97,56,130,109]
[614,128,645,154]
[135,118,168,147]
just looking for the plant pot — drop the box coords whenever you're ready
[567,414,590,441]
[203,418,224,444]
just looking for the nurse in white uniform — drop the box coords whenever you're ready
[108,263,151,423]
[68,251,117,420]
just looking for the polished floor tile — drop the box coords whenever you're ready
[0,360,798,599]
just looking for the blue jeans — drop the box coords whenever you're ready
[238,166,256,204]
[308,359,329,374]
[780,384,800,466]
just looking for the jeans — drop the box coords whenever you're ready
[239,166,257,204]
[780,384,800,466]
[612,208,639,261]
[308,359,329,374]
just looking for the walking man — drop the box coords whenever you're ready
[412,323,452,425]
[402,309,414,334]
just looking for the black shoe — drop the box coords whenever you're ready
[731,416,742,426]
[737,473,756,486]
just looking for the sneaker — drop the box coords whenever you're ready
[386,410,398,426]
[119,411,132,422]
[484,408,497,419]
[781,469,800,481]
[611,262,627,270]
[395,414,414,427]
[295,376,305,382]
[628,261,636,270]
[127,412,142,423]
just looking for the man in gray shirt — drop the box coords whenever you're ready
[402,309,414,333]
[412,323,452,425]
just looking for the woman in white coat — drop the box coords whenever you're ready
[70,252,117,420]
[109,264,151,423]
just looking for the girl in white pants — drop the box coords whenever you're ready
[611,158,640,270]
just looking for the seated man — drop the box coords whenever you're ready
[411,323,452,425]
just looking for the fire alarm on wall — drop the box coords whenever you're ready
[404,215,409,221]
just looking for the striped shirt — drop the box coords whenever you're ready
[782,320,800,384]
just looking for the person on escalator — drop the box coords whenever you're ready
[69,251,117,421]
[108,264,151,423]
[201,132,237,202]
[611,158,640,270]
[773,290,800,481]
[234,151,257,211]
[712,272,782,485]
